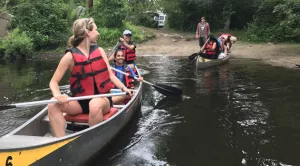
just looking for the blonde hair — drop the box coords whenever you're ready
[68,18,95,47]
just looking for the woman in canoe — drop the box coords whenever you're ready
[48,18,133,138]
[199,35,221,59]
[111,49,144,104]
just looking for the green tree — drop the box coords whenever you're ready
[11,0,70,49]
[246,0,300,42]
[91,0,125,28]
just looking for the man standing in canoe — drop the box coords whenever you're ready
[48,18,133,138]
[196,17,211,51]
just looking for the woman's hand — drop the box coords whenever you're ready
[137,76,144,82]
[123,87,134,97]
[54,95,69,104]
[119,37,125,42]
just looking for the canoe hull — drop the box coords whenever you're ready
[33,90,142,166]
[0,84,142,166]
[196,53,231,69]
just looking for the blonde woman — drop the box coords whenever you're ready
[48,18,133,138]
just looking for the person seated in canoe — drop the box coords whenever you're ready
[199,35,221,59]
[109,30,136,69]
[47,18,133,138]
[110,49,143,104]
[218,34,237,54]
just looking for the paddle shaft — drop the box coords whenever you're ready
[111,67,182,96]
[110,67,153,84]
[200,37,210,52]
[6,92,127,108]
[108,42,120,59]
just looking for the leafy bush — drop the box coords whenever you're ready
[97,28,122,47]
[138,14,158,28]
[97,21,153,47]
[11,0,71,49]
[246,0,300,42]
[91,0,125,28]
[0,28,33,58]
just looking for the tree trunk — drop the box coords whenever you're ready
[223,16,231,30]
[88,0,93,9]
[4,0,9,10]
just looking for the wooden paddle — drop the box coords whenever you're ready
[110,67,182,96]
[0,92,128,111]
[188,37,210,61]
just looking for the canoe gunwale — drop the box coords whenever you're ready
[196,53,231,69]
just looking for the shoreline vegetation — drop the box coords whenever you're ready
[0,0,299,69]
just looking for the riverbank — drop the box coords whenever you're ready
[137,28,300,69]
[36,27,300,69]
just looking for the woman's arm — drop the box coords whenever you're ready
[128,67,136,77]
[212,42,217,50]
[128,67,144,82]
[123,42,135,50]
[49,52,73,97]
[119,38,135,50]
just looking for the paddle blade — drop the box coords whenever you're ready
[153,83,182,96]
[0,105,16,111]
[154,96,182,109]
[188,53,199,61]
[190,55,198,64]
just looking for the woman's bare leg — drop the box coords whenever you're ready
[112,95,130,104]
[88,97,110,126]
[48,100,82,138]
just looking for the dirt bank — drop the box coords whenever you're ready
[137,28,300,69]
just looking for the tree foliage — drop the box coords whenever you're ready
[10,0,71,49]
[155,0,300,42]
[246,0,300,42]
[91,0,125,28]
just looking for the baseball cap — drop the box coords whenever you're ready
[123,30,132,35]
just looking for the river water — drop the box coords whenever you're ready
[0,56,300,166]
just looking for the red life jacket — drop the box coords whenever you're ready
[68,45,114,97]
[111,63,135,88]
[120,44,136,61]
[205,41,216,55]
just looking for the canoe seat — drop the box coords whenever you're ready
[64,107,118,123]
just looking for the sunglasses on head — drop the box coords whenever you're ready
[85,18,90,29]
